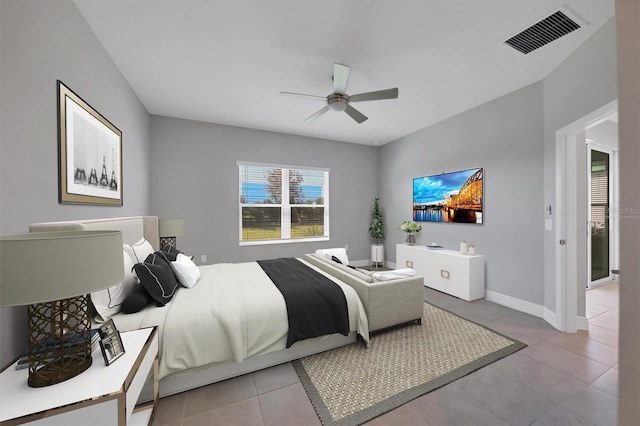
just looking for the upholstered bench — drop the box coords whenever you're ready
[304,252,424,332]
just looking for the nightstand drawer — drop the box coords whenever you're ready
[29,399,118,425]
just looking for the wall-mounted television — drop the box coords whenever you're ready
[413,167,483,224]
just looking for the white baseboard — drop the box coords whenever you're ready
[485,290,544,318]
[353,266,574,331]
[461,290,587,332]
[542,309,588,331]
[543,307,559,329]
[576,316,589,330]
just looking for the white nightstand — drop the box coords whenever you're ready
[0,327,159,426]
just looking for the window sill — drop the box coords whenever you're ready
[239,236,329,246]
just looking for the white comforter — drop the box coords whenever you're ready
[113,259,369,379]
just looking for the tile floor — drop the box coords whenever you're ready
[152,282,619,426]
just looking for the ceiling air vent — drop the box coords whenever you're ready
[505,10,581,54]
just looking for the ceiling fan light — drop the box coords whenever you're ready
[329,101,347,112]
[328,94,348,112]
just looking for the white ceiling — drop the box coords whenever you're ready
[74,0,614,146]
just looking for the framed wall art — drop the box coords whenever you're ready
[413,167,484,224]
[57,80,122,206]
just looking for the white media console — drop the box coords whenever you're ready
[396,244,485,301]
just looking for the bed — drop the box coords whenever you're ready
[29,216,369,400]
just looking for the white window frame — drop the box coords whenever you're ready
[238,161,329,246]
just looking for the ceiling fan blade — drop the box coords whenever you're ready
[350,88,399,103]
[305,105,331,122]
[333,63,350,94]
[280,91,327,101]
[344,104,368,123]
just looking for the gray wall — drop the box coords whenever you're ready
[378,17,618,310]
[149,115,379,264]
[379,83,544,304]
[0,0,151,366]
[542,18,618,312]
[587,120,618,150]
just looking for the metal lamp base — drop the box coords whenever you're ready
[160,236,177,252]
[27,295,93,387]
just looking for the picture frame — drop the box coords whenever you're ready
[97,319,125,366]
[413,167,484,224]
[97,318,117,340]
[57,80,123,206]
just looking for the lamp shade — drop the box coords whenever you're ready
[0,230,124,306]
[158,218,185,238]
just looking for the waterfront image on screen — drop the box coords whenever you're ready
[413,167,483,223]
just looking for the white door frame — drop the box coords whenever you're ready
[554,100,617,332]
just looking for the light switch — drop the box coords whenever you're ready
[406,260,413,268]
[545,219,553,231]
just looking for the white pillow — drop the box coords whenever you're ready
[372,268,417,282]
[356,268,375,277]
[331,262,374,283]
[314,248,349,265]
[123,238,154,264]
[91,248,137,322]
[171,253,200,288]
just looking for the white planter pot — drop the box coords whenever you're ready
[371,244,384,267]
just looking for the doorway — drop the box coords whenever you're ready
[587,143,618,288]
[554,100,618,332]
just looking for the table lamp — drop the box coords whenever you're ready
[0,230,124,387]
[158,218,185,251]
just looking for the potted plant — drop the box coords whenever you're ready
[399,220,422,245]
[369,198,385,267]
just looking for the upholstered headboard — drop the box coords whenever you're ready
[29,216,159,250]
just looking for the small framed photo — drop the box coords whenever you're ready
[97,319,117,339]
[98,319,125,366]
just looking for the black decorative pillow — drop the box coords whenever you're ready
[144,253,168,266]
[121,284,152,314]
[133,262,178,306]
[331,255,343,264]
[160,250,178,262]
[164,245,180,255]
[144,251,178,266]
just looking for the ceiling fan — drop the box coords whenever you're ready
[280,63,398,124]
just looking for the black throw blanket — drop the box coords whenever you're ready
[257,258,349,348]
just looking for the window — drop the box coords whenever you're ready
[238,162,329,245]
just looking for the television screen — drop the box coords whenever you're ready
[413,167,483,224]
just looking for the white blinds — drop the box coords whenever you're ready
[590,157,609,231]
[238,162,329,244]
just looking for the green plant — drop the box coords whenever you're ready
[369,197,385,245]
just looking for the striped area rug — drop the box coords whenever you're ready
[293,302,526,426]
